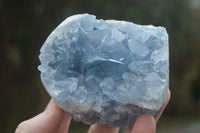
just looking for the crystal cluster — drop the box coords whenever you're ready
[38,14,169,127]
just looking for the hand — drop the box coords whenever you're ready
[15,90,170,133]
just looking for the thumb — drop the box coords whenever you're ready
[132,114,156,133]
[15,100,71,133]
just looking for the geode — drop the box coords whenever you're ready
[38,14,169,127]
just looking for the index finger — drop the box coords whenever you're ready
[154,89,171,122]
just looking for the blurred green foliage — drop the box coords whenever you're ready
[1,0,200,132]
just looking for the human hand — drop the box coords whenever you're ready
[15,90,170,133]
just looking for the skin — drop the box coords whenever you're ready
[15,90,170,133]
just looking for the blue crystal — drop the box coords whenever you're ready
[38,14,169,127]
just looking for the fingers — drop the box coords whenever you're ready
[125,89,170,133]
[15,90,170,133]
[58,114,71,133]
[154,89,171,122]
[79,90,170,133]
[15,100,71,133]
[124,115,156,133]
[124,127,132,133]
[44,100,71,133]
[88,124,119,133]
[132,114,156,133]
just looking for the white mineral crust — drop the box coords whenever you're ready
[38,14,169,127]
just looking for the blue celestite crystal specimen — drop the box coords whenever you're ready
[38,14,169,127]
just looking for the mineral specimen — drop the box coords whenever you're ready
[38,14,169,127]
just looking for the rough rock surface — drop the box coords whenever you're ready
[38,14,169,127]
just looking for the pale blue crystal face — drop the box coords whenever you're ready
[38,14,169,127]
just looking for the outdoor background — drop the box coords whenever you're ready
[1,0,200,132]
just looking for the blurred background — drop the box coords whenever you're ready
[1,0,200,132]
